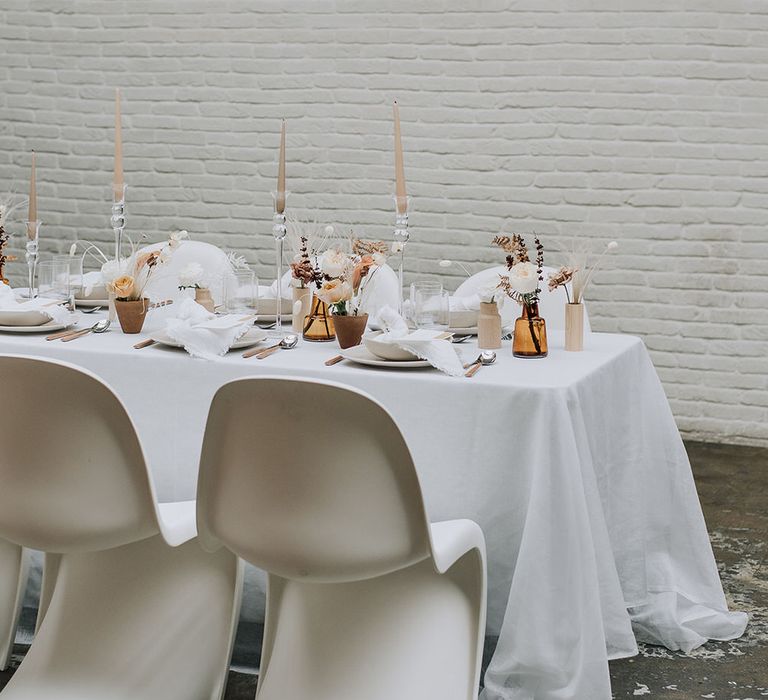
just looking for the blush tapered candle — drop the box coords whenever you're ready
[113,88,124,202]
[27,151,37,238]
[276,119,286,214]
[393,100,407,214]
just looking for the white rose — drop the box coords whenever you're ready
[320,249,349,278]
[508,261,539,295]
[178,262,205,288]
[478,282,504,306]
[100,258,130,285]
[372,252,386,267]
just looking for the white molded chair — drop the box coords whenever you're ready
[0,355,243,700]
[138,239,238,308]
[454,264,591,332]
[0,540,28,670]
[197,377,487,700]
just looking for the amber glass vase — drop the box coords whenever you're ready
[512,302,548,358]
[303,297,335,342]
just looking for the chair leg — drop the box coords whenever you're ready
[257,552,485,700]
[35,553,61,634]
[1,534,242,700]
[0,540,28,671]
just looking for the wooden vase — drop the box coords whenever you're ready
[292,285,312,334]
[114,298,149,334]
[565,303,584,352]
[194,287,216,313]
[512,303,548,358]
[477,301,502,350]
[333,313,368,349]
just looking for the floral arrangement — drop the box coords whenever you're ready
[177,262,207,291]
[289,231,388,317]
[548,239,618,303]
[287,219,333,289]
[105,230,185,301]
[0,196,27,285]
[493,234,544,310]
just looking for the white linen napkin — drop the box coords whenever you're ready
[375,306,464,377]
[0,284,73,325]
[164,298,253,361]
[78,271,105,296]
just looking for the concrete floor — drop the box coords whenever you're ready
[1,440,765,699]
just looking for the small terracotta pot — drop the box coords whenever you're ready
[114,298,149,334]
[333,313,368,349]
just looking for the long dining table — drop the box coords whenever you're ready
[0,309,747,699]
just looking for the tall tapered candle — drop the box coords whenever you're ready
[27,151,37,238]
[113,88,124,202]
[393,100,407,214]
[276,119,286,214]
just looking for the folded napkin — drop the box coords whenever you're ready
[266,270,293,300]
[77,271,106,297]
[375,306,464,377]
[357,264,400,319]
[0,284,73,325]
[165,298,253,361]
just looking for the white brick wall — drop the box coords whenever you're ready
[0,1,766,446]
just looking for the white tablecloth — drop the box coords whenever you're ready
[0,311,747,700]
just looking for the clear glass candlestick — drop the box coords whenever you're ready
[392,196,410,316]
[111,184,126,262]
[271,192,288,337]
[24,220,40,298]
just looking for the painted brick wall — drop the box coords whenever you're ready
[0,1,766,446]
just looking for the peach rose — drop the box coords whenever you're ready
[110,275,135,299]
[316,279,353,305]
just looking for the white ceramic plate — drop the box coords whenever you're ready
[340,344,431,369]
[0,320,71,333]
[75,298,110,308]
[149,326,268,351]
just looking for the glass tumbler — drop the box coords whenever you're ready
[37,259,71,307]
[225,271,258,315]
[410,281,449,330]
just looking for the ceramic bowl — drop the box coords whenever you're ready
[363,331,420,361]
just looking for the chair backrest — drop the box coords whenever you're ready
[0,356,159,553]
[197,377,432,583]
[454,264,590,332]
[139,240,237,307]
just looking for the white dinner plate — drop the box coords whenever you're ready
[149,326,268,351]
[340,344,432,369]
[0,320,71,333]
[75,298,110,308]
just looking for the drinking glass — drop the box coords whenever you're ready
[410,281,449,330]
[225,271,258,315]
[37,259,71,306]
[53,254,83,305]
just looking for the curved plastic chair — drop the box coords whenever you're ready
[197,377,487,700]
[0,355,242,700]
[0,540,28,670]
[454,264,591,332]
[138,239,238,308]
